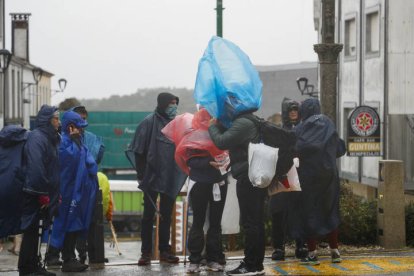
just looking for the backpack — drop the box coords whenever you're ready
[241,114,297,178]
[0,125,29,238]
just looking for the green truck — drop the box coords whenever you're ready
[87,112,150,231]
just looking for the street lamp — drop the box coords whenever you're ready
[296,77,319,98]
[0,49,12,73]
[0,49,12,127]
[23,67,44,91]
[51,78,67,95]
[32,67,43,84]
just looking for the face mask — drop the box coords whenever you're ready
[165,104,178,119]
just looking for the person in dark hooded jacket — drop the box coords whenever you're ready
[129,92,187,266]
[18,105,60,276]
[292,98,346,266]
[268,98,307,261]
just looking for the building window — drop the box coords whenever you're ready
[366,11,380,54]
[345,18,357,58]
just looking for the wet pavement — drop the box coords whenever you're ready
[2,239,414,275]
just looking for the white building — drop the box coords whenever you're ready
[0,9,53,129]
[314,0,414,196]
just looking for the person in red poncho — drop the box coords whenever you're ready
[183,109,229,273]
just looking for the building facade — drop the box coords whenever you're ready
[313,0,414,194]
[0,12,53,129]
[256,62,318,119]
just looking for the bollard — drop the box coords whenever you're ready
[92,189,106,263]
[377,160,406,249]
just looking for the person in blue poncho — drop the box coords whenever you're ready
[291,98,346,266]
[17,105,60,276]
[49,111,98,273]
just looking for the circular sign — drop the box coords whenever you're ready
[350,106,379,137]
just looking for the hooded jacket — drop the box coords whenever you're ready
[281,98,300,130]
[0,125,29,237]
[21,105,61,230]
[50,111,98,249]
[289,98,346,239]
[128,92,186,199]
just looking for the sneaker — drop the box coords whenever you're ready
[300,255,320,266]
[160,251,179,264]
[226,261,257,275]
[295,247,308,259]
[138,253,151,266]
[255,264,265,275]
[319,241,329,248]
[271,249,285,261]
[61,259,89,272]
[331,251,342,263]
[186,263,201,274]
[206,261,224,272]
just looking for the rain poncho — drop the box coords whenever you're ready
[50,111,98,249]
[0,125,29,237]
[194,36,262,128]
[289,98,346,239]
[21,105,61,230]
[162,109,229,175]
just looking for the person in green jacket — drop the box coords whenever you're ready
[208,112,266,276]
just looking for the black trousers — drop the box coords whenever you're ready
[140,190,175,253]
[62,231,80,262]
[236,176,267,270]
[18,219,41,274]
[272,210,306,251]
[188,182,227,264]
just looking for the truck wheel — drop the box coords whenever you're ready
[127,220,141,232]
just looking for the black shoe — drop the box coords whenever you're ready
[45,256,62,267]
[61,259,89,272]
[226,261,257,275]
[20,267,56,276]
[160,250,179,263]
[35,267,56,276]
[295,247,308,259]
[271,249,285,261]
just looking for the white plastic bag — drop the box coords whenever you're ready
[268,162,301,196]
[248,142,278,188]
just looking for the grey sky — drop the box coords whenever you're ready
[5,0,317,105]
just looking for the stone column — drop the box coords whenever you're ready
[314,0,343,125]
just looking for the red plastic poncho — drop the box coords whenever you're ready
[162,109,229,175]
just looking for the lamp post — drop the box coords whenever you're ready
[296,77,319,98]
[313,0,343,125]
[0,49,12,128]
[51,78,67,95]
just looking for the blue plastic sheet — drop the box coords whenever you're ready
[194,36,262,128]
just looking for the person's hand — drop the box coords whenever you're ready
[209,161,220,170]
[38,195,50,209]
[209,118,217,126]
[68,124,81,139]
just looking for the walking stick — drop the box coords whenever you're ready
[37,218,44,268]
[183,196,190,266]
[43,216,54,269]
[109,220,122,255]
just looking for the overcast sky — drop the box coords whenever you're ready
[5,0,318,105]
